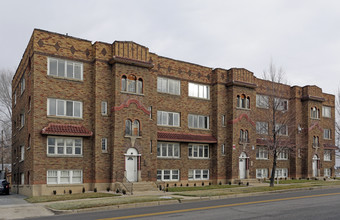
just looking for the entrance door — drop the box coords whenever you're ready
[239,152,247,179]
[125,148,138,182]
[312,154,318,177]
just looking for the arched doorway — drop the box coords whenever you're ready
[125,148,139,182]
[312,154,319,177]
[239,152,248,179]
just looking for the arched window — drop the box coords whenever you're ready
[137,78,143,94]
[240,129,244,140]
[241,94,246,108]
[240,129,249,142]
[246,97,250,109]
[311,107,320,119]
[313,136,319,147]
[244,130,248,142]
[127,75,137,93]
[132,120,140,136]
[125,120,132,136]
[121,75,127,91]
[237,95,241,107]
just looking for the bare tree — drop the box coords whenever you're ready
[0,69,13,166]
[257,62,295,187]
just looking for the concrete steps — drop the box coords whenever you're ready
[132,182,159,192]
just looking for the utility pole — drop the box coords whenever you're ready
[1,130,3,172]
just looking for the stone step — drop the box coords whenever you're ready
[132,182,159,192]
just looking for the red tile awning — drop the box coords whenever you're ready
[324,144,338,150]
[41,123,93,137]
[157,131,217,143]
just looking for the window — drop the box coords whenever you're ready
[310,107,320,119]
[125,120,132,136]
[188,114,209,129]
[256,146,268,159]
[322,106,331,118]
[48,58,83,80]
[275,168,288,178]
[28,96,31,111]
[27,134,31,149]
[324,168,331,177]
[324,150,331,161]
[239,129,249,142]
[275,124,288,136]
[20,113,25,128]
[157,170,179,181]
[20,146,25,161]
[256,168,268,178]
[132,120,140,136]
[222,115,225,126]
[47,98,82,118]
[324,129,331,140]
[256,95,269,109]
[256,122,268,134]
[148,106,152,119]
[237,94,250,109]
[313,136,319,148]
[157,111,180,127]
[14,90,16,105]
[274,98,288,111]
[221,144,225,155]
[47,170,83,184]
[278,149,288,160]
[101,101,107,115]
[188,144,209,159]
[20,76,25,94]
[157,142,180,158]
[101,138,108,152]
[157,77,180,95]
[121,75,143,94]
[47,137,82,156]
[21,173,25,185]
[188,82,209,99]
[188,169,209,180]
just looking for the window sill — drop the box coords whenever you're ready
[157,91,181,96]
[102,151,108,154]
[157,157,181,159]
[277,159,288,161]
[121,91,144,96]
[188,179,209,181]
[157,125,181,128]
[324,160,332,162]
[46,184,84,187]
[256,158,269,160]
[47,75,84,83]
[19,160,24,163]
[188,127,210,131]
[27,147,30,151]
[188,157,210,160]
[256,106,269,109]
[124,135,142,139]
[101,114,108,117]
[188,96,210,101]
[47,115,83,120]
[236,107,250,111]
[310,117,320,120]
[47,154,83,158]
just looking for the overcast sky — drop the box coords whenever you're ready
[1,0,340,95]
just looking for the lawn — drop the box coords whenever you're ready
[167,184,244,192]
[25,192,120,203]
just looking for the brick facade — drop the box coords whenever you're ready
[12,29,336,196]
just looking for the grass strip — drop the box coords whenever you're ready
[47,196,178,210]
[167,184,243,192]
[25,193,119,203]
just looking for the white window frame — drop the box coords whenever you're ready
[20,145,25,161]
[101,101,108,116]
[21,173,25,185]
[310,107,320,119]
[157,111,180,127]
[20,113,25,128]
[256,168,268,179]
[47,170,83,184]
[188,82,210,99]
[256,122,268,134]
[324,168,331,177]
[20,76,25,95]
[157,77,181,95]
[188,114,209,129]
[324,149,331,161]
[277,149,288,160]
[275,123,288,136]
[188,169,209,180]
[48,57,83,80]
[324,129,331,140]
[256,94,269,109]
[322,106,331,118]
[101,138,108,152]
[188,144,209,159]
[47,98,83,118]
[275,168,288,178]
[222,115,225,126]
[47,136,83,156]
[157,142,180,158]
[274,98,288,111]
[157,170,179,181]
[256,146,268,159]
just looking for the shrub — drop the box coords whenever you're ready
[69,190,72,194]
[94,188,97,193]
[106,187,110,192]
[53,190,56,195]
[122,189,126,195]
[82,187,85,193]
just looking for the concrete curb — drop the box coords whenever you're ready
[45,184,340,215]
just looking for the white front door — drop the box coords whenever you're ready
[239,152,247,179]
[125,148,138,182]
[312,155,318,177]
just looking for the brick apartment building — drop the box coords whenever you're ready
[12,29,336,196]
